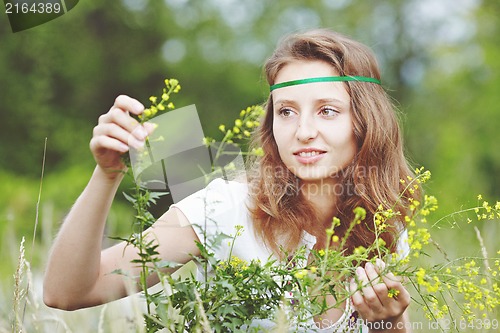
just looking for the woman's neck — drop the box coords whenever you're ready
[300,178,338,225]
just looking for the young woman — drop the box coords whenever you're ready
[44,29,416,332]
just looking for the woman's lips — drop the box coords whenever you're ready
[293,149,326,164]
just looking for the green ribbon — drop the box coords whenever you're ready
[270,76,381,92]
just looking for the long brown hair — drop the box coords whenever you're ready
[247,29,419,256]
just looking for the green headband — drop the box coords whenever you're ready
[269,76,381,92]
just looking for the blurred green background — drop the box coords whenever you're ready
[1,0,499,331]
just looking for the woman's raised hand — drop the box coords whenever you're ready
[89,95,155,177]
[350,258,411,331]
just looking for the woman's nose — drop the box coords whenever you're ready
[296,114,318,142]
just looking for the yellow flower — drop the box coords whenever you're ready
[218,124,226,132]
[387,288,400,298]
[416,268,426,285]
[294,269,308,279]
[202,137,214,147]
[377,238,386,247]
[251,147,264,156]
[354,246,366,255]
[150,106,158,117]
[332,235,339,243]
[353,207,366,220]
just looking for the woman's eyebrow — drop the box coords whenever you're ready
[273,98,349,108]
[315,98,349,107]
[273,99,298,107]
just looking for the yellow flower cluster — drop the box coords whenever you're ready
[387,288,400,298]
[400,167,431,197]
[423,298,449,320]
[353,246,367,255]
[204,105,265,161]
[325,217,341,243]
[474,195,500,221]
[294,269,309,279]
[415,268,441,293]
[394,168,500,325]
[412,255,500,323]
[407,228,430,257]
[141,78,181,121]
[420,195,438,218]
[217,256,249,276]
[374,206,397,233]
[217,105,264,143]
[454,262,499,321]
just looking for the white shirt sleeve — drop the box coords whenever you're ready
[396,228,410,260]
[171,178,248,262]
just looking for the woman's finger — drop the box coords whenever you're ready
[361,263,384,311]
[93,123,145,150]
[113,95,145,115]
[90,135,130,154]
[103,107,149,142]
[381,272,410,306]
[375,258,386,271]
[350,277,365,312]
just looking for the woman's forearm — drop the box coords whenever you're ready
[43,166,124,310]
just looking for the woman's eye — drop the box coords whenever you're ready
[319,107,338,117]
[279,108,295,117]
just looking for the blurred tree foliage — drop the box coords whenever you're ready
[404,0,500,211]
[0,0,498,238]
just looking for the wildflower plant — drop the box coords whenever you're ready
[114,78,182,322]
[117,78,500,332]
[387,169,500,331]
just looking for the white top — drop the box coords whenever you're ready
[172,178,407,332]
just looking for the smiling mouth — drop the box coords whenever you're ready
[293,150,326,164]
[296,151,323,157]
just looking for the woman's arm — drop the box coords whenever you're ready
[43,96,200,310]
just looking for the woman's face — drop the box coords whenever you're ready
[272,60,356,183]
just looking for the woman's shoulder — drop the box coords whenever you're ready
[170,178,255,262]
[171,178,250,222]
[201,177,249,204]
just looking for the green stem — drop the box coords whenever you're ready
[136,182,152,315]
